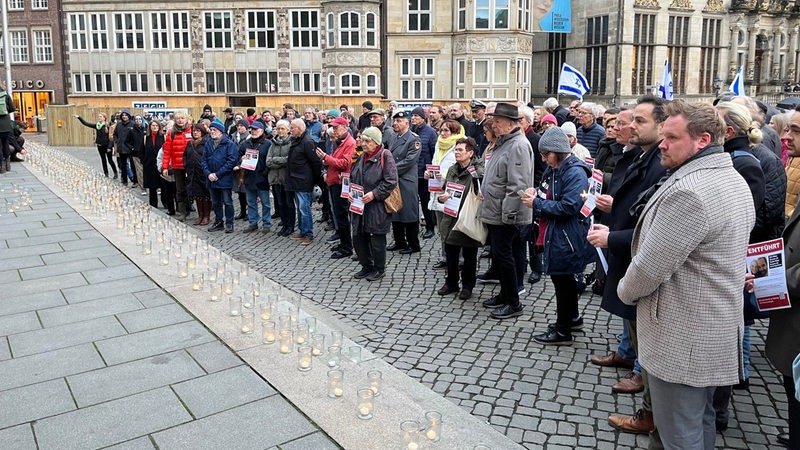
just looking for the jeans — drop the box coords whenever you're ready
[487,224,521,308]
[742,325,751,380]
[329,184,352,252]
[618,319,637,360]
[245,187,272,228]
[209,188,234,228]
[295,191,313,238]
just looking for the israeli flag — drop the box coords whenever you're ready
[557,63,590,100]
[658,60,674,100]
[730,66,745,96]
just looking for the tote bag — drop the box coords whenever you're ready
[452,181,488,244]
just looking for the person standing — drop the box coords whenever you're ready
[162,111,193,221]
[240,121,272,233]
[74,112,117,179]
[0,84,14,173]
[286,118,323,245]
[411,106,438,240]
[317,117,356,259]
[113,109,135,186]
[141,120,165,209]
[265,120,295,236]
[386,110,422,254]
[618,101,755,449]
[477,103,533,320]
[184,124,212,225]
[202,121,239,233]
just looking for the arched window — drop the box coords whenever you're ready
[365,12,377,47]
[340,12,360,47]
[366,73,378,94]
[326,13,335,47]
[341,73,361,94]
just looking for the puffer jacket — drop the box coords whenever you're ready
[576,122,605,158]
[413,122,438,177]
[786,157,800,218]
[533,155,595,275]
[753,143,788,241]
[265,134,292,186]
[477,128,533,226]
[162,124,193,170]
[201,134,239,190]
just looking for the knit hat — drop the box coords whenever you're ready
[327,109,341,118]
[560,121,577,137]
[209,120,225,133]
[330,117,349,127]
[362,101,373,110]
[411,106,426,120]
[541,114,558,125]
[237,119,250,129]
[539,127,571,153]
[203,104,212,112]
[361,127,383,145]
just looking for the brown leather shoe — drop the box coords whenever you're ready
[608,408,655,434]
[590,352,635,369]
[612,372,644,394]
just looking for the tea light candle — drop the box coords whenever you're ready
[241,311,255,334]
[262,321,276,345]
[367,369,382,397]
[229,296,242,317]
[191,274,203,291]
[158,249,169,266]
[425,411,442,442]
[295,323,309,345]
[177,259,189,278]
[187,254,197,270]
[401,420,421,449]
[327,345,341,368]
[357,389,374,420]
[279,330,293,354]
[297,345,312,371]
[209,282,222,302]
[327,369,343,398]
[260,302,273,320]
[311,334,325,357]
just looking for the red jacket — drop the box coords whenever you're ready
[323,133,356,186]
[162,124,193,170]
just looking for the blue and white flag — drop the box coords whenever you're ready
[658,60,674,100]
[730,66,745,96]
[557,63,590,100]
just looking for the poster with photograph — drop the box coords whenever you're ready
[427,165,443,192]
[341,173,351,198]
[240,149,259,171]
[747,238,791,311]
[349,183,364,215]
[443,182,465,218]
[534,0,572,33]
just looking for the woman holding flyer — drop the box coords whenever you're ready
[349,126,399,282]
[425,119,464,269]
[522,127,594,345]
[435,137,484,300]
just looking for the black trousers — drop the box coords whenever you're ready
[117,154,131,183]
[161,179,176,214]
[391,221,420,251]
[96,145,117,176]
[329,184,352,252]
[785,375,800,449]
[445,244,478,289]
[418,179,435,231]
[487,224,521,308]
[148,187,159,208]
[353,232,387,272]
[550,273,579,333]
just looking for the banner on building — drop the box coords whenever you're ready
[535,0,572,33]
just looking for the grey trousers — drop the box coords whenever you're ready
[649,374,716,450]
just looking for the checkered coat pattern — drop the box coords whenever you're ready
[618,149,755,387]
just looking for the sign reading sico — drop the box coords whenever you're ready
[11,80,46,89]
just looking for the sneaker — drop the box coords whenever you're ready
[518,286,526,296]
[365,270,385,282]
[261,227,271,233]
[432,261,447,270]
[527,272,542,284]
[326,235,340,244]
[533,329,573,345]
[547,316,584,331]
[289,233,303,240]
[330,249,353,259]
[490,304,524,320]
[482,295,504,308]
[477,271,500,284]
[353,267,373,279]
[480,246,492,258]
[243,224,259,233]
[207,221,224,232]
[224,226,234,234]
[422,229,435,239]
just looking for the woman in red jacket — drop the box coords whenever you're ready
[162,111,193,221]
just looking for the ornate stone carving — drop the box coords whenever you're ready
[190,12,205,91]
[519,37,532,54]
[634,0,660,7]
[233,9,246,52]
[365,53,380,66]
[454,36,466,53]
[704,0,725,12]
[467,37,485,52]
[498,37,516,52]
[669,0,693,9]
[277,10,289,45]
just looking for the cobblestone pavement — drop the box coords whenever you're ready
[49,137,790,449]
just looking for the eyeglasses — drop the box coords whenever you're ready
[454,147,471,153]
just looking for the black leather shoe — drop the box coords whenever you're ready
[353,267,373,279]
[548,316,584,331]
[235,212,247,220]
[432,261,447,270]
[778,432,790,446]
[533,328,573,345]
[733,378,750,391]
[437,285,458,295]
[330,249,353,260]
[365,270,385,282]
[386,242,406,251]
[527,272,541,284]
[399,247,420,255]
[477,271,500,284]
[422,229,435,239]
[482,295,504,308]
[491,304,524,320]
[458,289,472,300]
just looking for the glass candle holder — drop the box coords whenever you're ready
[187,254,197,270]
[231,271,240,285]
[330,330,343,348]
[191,273,204,291]
[261,321,276,345]
[260,302,273,321]
[209,282,222,302]
[473,445,492,450]
[311,334,325,357]
[142,239,152,255]
[251,281,261,297]
[173,243,183,259]
[278,314,292,333]
[229,295,242,316]
[348,346,362,364]
[156,230,165,243]
[297,345,313,372]
[295,323,309,345]
[305,317,317,334]
[327,345,341,367]
[242,289,254,309]
[223,277,234,295]
[158,249,170,266]
[241,311,255,334]
[216,262,226,277]
[357,389,374,420]
[288,304,299,324]
[177,259,189,278]
[279,330,293,354]
[425,411,442,442]
[327,369,344,398]
[206,267,218,283]
[116,215,125,229]
[401,420,421,450]
[135,231,144,246]
[240,263,249,277]
[200,250,210,265]
[367,369,382,397]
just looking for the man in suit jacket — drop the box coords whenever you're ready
[766,107,800,449]
[618,101,755,449]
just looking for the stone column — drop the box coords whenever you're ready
[729,24,740,73]
[789,27,798,81]
[772,30,781,80]
[276,9,291,94]
[747,26,758,81]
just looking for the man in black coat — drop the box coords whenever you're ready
[285,119,323,244]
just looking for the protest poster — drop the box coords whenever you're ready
[240,149,259,171]
[427,165,443,192]
[747,238,791,311]
[349,184,364,215]
[443,182,465,218]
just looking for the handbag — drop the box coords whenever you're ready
[452,180,488,244]
[380,149,403,214]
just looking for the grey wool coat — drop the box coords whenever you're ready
[389,129,421,223]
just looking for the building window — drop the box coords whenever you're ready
[476,0,509,30]
[113,13,144,50]
[292,73,321,93]
[366,12,377,47]
[632,13,655,95]
[700,18,721,94]
[473,58,509,99]
[247,10,276,49]
[151,12,169,49]
[328,73,336,94]
[667,15,689,94]
[326,13,335,47]
[408,0,431,32]
[32,0,47,10]
[68,13,87,51]
[341,73,361,94]
[90,13,109,51]
[457,0,467,31]
[585,16,609,95]
[10,30,28,63]
[95,73,112,92]
[8,0,23,11]
[205,11,232,49]
[154,72,193,93]
[401,57,435,100]
[340,12,359,47]
[546,33,567,94]
[205,71,277,93]
[516,58,530,101]
[33,29,52,63]
[455,59,466,98]
[366,73,378,94]
[290,10,319,48]
[118,73,148,93]
[172,12,190,49]
[518,0,530,31]
[73,73,91,93]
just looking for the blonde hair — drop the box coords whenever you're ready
[716,101,763,147]
[666,100,726,144]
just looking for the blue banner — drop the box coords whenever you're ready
[536,0,572,33]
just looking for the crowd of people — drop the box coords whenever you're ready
[71,93,800,449]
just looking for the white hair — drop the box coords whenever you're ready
[290,118,306,132]
[543,97,559,112]
[518,106,535,123]
[581,102,603,117]
[275,119,290,129]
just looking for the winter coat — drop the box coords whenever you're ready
[306,119,323,144]
[766,205,800,377]
[162,124,193,170]
[201,135,239,190]
[141,132,165,189]
[389,130,421,222]
[525,128,543,186]
[113,120,135,155]
[595,137,623,193]
[323,133,356,186]
[532,155,595,275]
[241,136,271,191]
[285,131,322,192]
[724,136,766,238]
[752,143,788,241]
[576,122,605,158]
[438,158,485,248]
[552,105,570,126]
[350,148,399,234]
[184,137,210,199]
[0,91,15,134]
[427,145,456,213]
[413,122,438,177]
[77,117,110,147]
[129,124,146,157]
[477,128,533,226]
[786,157,800,218]
[265,135,292,186]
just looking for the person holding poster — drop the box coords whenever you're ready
[765,108,800,448]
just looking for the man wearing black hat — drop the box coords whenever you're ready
[201,104,215,121]
[358,101,373,131]
[223,107,236,136]
[469,100,488,156]
[411,106,438,240]
[477,103,533,319]
[386,110,423,254]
